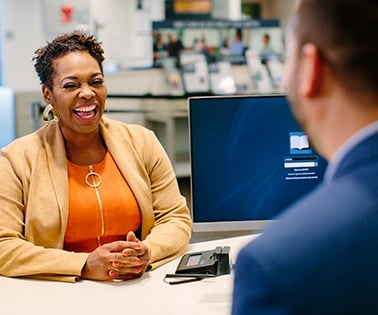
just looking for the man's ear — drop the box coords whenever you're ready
[299,43,322,97]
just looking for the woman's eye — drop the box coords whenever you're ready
[92,79,104,86]
[63,82,79,89]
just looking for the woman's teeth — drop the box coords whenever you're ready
[75,105,96,112]
[74,105,96,118]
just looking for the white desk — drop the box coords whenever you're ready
[0,234,258,315]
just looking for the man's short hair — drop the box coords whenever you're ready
[295,0,378,94]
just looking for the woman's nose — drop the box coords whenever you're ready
[79,84,95,98]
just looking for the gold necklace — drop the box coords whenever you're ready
[85,165,105,246]
[85,165,102,188]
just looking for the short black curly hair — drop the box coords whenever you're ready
[32,30,105,89]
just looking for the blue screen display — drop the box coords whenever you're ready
[189,95,327,223]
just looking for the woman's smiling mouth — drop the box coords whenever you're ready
[73,104,98,121]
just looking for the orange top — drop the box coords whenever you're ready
[64,151,141,252]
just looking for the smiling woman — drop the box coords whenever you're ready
[42,50,107,147]
[0,31,192,283]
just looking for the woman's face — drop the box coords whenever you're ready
[43,51,107,139]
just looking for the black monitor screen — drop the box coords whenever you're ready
[189,95,327,231]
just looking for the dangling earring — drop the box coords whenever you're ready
[43,104,58,124]
[106,102,110,114]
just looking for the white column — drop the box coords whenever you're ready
[0,86,15,147]
[211,0,241,20]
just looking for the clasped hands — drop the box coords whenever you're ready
[81,231,150,281]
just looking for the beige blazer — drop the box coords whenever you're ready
[0,117,192,282]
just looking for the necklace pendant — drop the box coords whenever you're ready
[85,165,102,188]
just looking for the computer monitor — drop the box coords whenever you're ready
[188,95,327,232]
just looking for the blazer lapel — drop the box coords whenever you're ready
[43,123,69,236]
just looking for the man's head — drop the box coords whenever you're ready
[284,0,378,159]
[292,0,378,94]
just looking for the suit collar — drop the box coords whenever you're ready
[325,125,378,182]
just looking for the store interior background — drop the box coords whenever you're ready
[0,0,295,234]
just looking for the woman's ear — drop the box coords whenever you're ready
[41,84,52,104]
[299,43,322,97]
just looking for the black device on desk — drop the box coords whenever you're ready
[164,246,231,285]
[176,246,231,276]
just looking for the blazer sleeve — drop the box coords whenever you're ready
[232,244,287,315]
[0,133,89,283]
[141,129,192,268]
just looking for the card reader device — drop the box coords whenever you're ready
[164,246,232,284]
[175,246,231,276]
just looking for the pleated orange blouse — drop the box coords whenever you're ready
[64,151,141,252]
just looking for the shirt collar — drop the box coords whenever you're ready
[324,121,378,182]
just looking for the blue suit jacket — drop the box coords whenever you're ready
[232,132,378,315]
